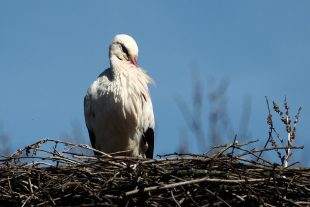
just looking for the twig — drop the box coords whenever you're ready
[125,177,269,196]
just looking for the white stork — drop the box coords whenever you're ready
[84,34,155,158]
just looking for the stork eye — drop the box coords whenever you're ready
[120,44,129,57]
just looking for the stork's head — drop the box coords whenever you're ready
[109,34,139,67]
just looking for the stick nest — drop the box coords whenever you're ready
[0,139,309,207]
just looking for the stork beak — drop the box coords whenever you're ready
[130,56,138,67]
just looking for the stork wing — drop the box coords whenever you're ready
[84,94,96,147]
[139,85,155,159]
[142,127,154,159]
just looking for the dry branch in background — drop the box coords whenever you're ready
[176,75,254,154]
[176,73,304,167]
[176,77,237,153]
[0,123,11,156]
[175,71,207,152]
[258,97,302,167]
[0,139,309,206]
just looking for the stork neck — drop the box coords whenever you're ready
[111,54,124,66]
[110,55,134,74]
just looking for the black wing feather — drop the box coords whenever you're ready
[142,128,154,159]
[87,128,100,156]
[88,128,96,148]
[84,95,96,149]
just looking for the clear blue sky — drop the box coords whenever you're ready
[0,1,309,163]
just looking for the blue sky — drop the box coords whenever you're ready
[0,1,309,163]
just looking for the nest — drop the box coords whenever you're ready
[0,139,309,207]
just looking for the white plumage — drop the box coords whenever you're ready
[84,34,155,158]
